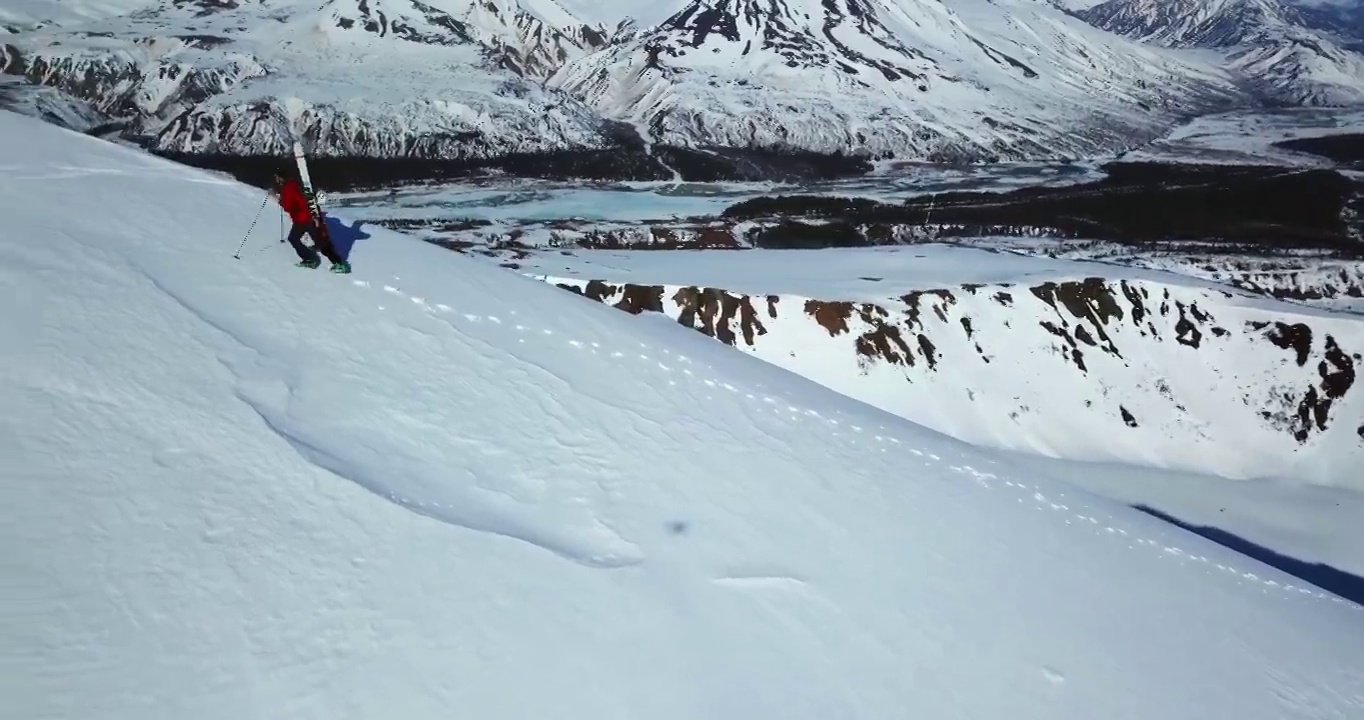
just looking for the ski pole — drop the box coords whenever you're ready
[233,192,272,259]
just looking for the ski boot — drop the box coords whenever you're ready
[329,260,351,274]
[296,257,321,269]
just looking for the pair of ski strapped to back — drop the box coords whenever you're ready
[289,141,350,274]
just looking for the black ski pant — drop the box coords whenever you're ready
[285,219,342,264]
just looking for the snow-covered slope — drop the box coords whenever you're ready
[6,110,1364,718]
[547,0,1240,161]
[529,247,1364,489]
[1078,0,1364,105]
[4,0,1244,166]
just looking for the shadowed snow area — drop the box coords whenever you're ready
[2,110,1363,719]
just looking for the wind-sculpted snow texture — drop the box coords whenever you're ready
[5,110,1364,720]
[1080,0,1364,105]
[5,0,1245,165]
[542,253,1364,489]
[547,0,1240,161]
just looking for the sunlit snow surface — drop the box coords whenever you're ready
[3,110,1364,719]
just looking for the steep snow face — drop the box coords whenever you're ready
[547,0,1241,161]
[6,108,1364,720]
[529,248,1364,489]
[1,0,615,156]
[1080,0,1364,105]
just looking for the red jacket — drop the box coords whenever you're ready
[277,178,312,224]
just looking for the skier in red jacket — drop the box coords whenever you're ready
[273,169,349,273]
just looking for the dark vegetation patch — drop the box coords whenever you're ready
[152,140,871,191]
[721,162,1364,253]
[1273,133,1364,166]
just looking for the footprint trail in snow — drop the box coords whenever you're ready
[330,275,1360,609]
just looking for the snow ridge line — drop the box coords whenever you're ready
[341,273,1357,611]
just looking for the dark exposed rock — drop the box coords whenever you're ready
[1074,325,1097,346]
[1264,321,1313,366]
[917,334,938,370]
[672,286,767,346]
[1030,278,1125,356]
[854,322,915,367]
[1320,335,1355,401]
[1174,302,1202,348]
[805,300,853,336]
[1120,406,1138,427]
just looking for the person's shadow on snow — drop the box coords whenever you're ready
[325,217,372,262]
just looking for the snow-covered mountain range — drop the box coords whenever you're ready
[544,0,1236,161]
[2,0,1249,173]
[1,0,619,160]
[1077,0,1364,105]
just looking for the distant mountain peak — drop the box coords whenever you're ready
[1079,0,1364,104]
